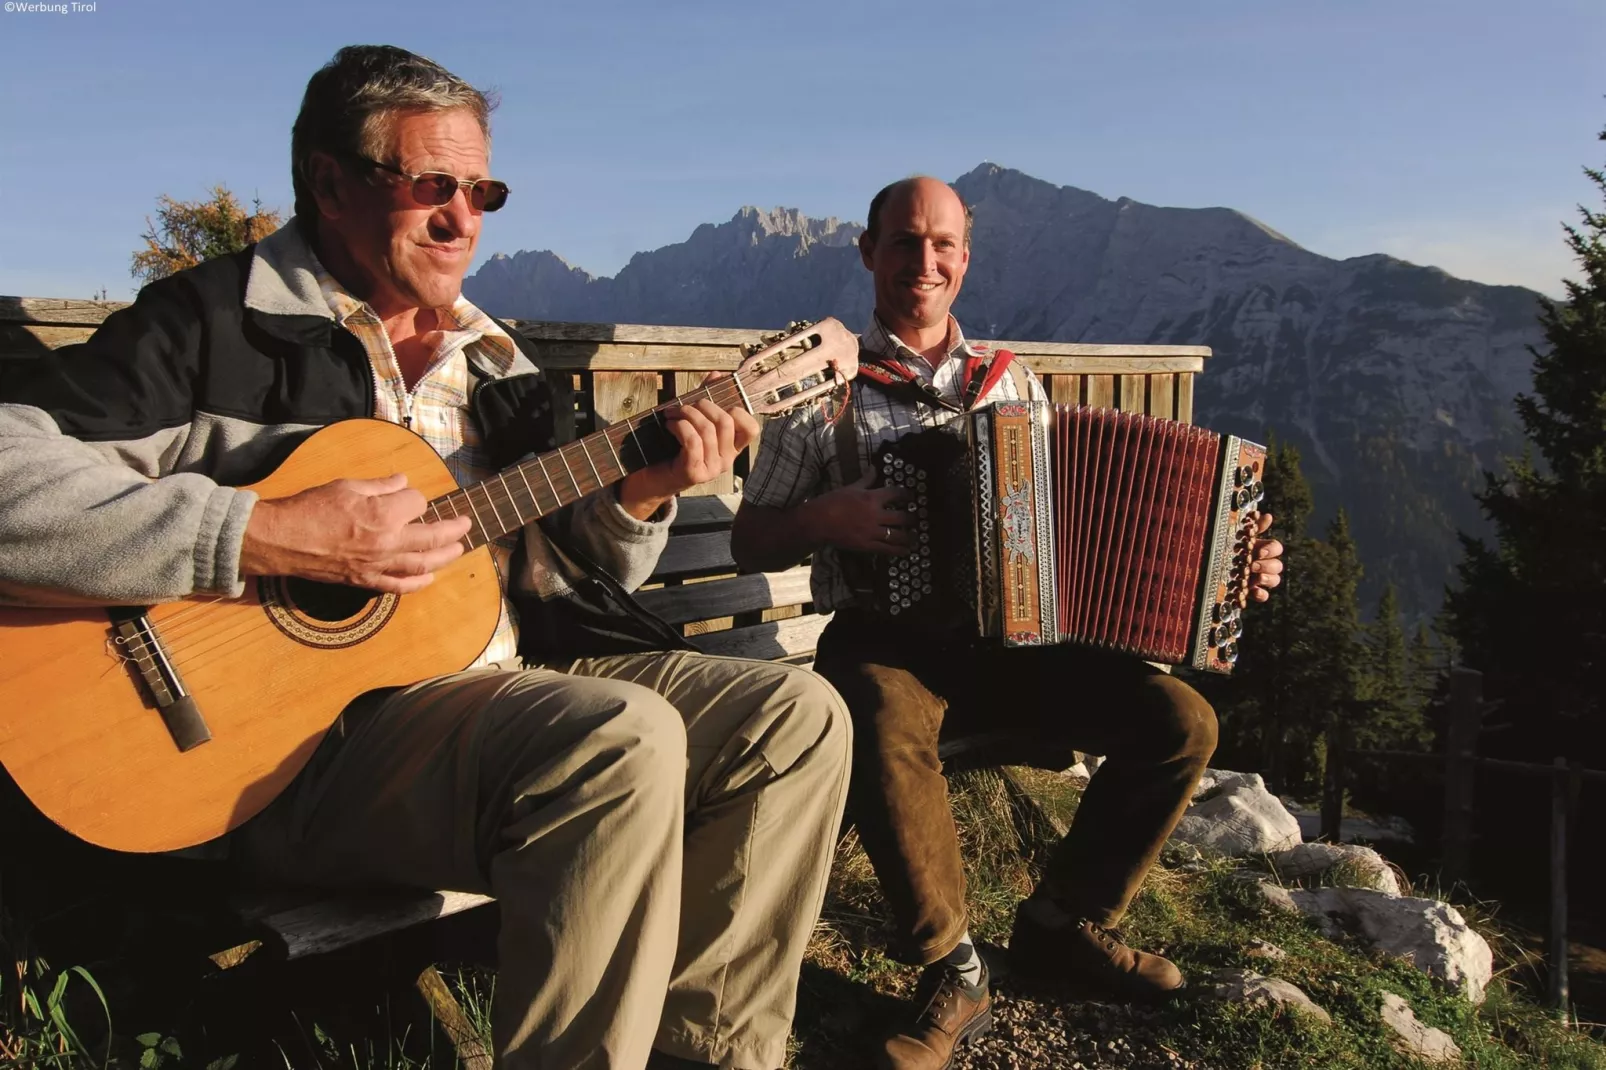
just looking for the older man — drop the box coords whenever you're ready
[732,176,1283,1070]
[0,45,850,1070]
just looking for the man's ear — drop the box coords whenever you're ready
[858,231,875,271]
[306,150,349,222]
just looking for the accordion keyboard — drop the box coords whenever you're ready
[877,451,934,615]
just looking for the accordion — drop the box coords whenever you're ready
[869,402,1266,673]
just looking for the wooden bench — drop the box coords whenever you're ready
[0,298,1211,1057]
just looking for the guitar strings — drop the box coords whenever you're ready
[148,375,752,666]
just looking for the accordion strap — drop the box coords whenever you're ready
[833,345,1029,486]
[834,384,863,486]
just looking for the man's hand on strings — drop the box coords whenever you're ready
[1246,511,1284,602]
[240,474,472,594]
[619,389,759,520]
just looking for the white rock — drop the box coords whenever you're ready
[1206,969,1332,1025]
[1171,770,1302,856]
[1268,842,1402,896]
[1192,768,1267,800]
[1062,761,1091,782]
[1245,939,1288,961]
[1258,882,1300,914]
[1286,888,1493,1004]
[1380,992,1462,1063]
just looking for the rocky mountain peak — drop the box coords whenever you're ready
[462,163,1548,617]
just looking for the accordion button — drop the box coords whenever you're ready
[890,605,901,615]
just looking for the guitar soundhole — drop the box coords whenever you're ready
[282,578,380,623]
[259,576,400,649]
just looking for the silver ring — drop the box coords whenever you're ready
[883,526,891,541]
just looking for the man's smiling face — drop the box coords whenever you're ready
[859,177,971,337]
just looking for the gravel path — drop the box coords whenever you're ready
[950,981,1197,1070]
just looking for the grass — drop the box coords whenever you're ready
[6,765,1603,1068]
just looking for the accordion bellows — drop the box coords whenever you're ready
[872,402,1266,673]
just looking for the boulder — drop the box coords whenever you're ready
[1267,842,1402,896]
[1380,992,1462,1063]
[1192,768,1268,800]
[1171,769,1303,856]
[1205,969,1332,1025]
[1275,887,1493,1003]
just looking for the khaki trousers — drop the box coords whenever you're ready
[233,651,852,1070]
[813,610,1216,966]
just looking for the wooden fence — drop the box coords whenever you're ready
[1326,667,1606,1018]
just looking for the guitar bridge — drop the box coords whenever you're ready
[111,609,212,752]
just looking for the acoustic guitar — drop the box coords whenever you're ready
[0,318,858,852]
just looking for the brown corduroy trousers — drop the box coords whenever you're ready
[813,610,1217,967]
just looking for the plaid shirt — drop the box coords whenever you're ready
[743,313,1047,612]
[317,268,523,667]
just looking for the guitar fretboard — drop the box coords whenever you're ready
[426,375,747,549]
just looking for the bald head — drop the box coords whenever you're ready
[864,176,974,247]
[859,176,973,347]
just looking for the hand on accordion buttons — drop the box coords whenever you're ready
[815,473,916,555]
[1246,511,1284,602]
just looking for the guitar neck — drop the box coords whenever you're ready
[426,374,748,549]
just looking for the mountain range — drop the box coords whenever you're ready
[464,163,1549,621]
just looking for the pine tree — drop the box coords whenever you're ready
[1358,583,1429,750]
[1446,123,1606,765]
[131,187,282,285]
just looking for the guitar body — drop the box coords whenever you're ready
[0,420,502,853]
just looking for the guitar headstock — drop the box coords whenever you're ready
[734,318,859,417]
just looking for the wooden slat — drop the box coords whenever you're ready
[590,370,659,425]
[671,493,741,530]
[503,318,1212,361]
[237,890,494,961]
[0,296,126,326]
[1177,373,1195,424]
[655,531,734,577]
[531,348,1207,375]
[0,323,94,353]
[675,370,736,496]
[1049,374,1081,406]
[986,339,1210,360]
[635,566,812,624]
[691,613,831,660]
[1118,375,1146,413]
[1151,373,1176,419]
[1086,374,1115,410]
[508,320,773,347]
[1015,354,1205,376]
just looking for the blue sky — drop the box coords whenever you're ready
[2,0,1602,301]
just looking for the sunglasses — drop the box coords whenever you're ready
[352,154,511,213]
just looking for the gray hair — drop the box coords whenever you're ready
[291,44,497,221]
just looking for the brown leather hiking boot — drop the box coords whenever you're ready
[1009,911,1185,1003]
[879,957,994,1069]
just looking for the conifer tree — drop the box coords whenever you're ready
[1359,583,1429,750]
[1447,123,1606,764]
[131,186,282,285]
